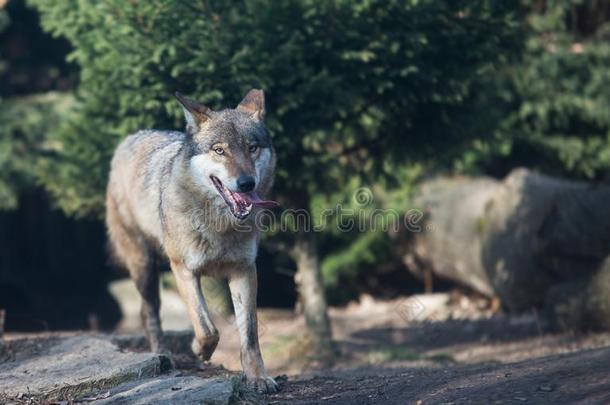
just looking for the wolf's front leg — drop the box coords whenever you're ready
[171,262,220,362]
[228,265,279,393]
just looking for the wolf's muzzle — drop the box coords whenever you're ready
[237,175,256,192]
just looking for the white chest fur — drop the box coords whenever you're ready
[180,229,258,275]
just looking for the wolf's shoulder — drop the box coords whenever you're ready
[112,129,187,168]
[122,129,186,149]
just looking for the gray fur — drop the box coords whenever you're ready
[106,90,278,393]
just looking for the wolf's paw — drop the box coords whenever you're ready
[158,352,175,372]
[191,334,219,361]
[247,374,280,394]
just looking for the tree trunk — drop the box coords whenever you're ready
[292,229,334,356]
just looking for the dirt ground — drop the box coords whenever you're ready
[260,348,610,404]
[176,292,610,404]
[4,292,610,404]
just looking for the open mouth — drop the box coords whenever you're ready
[210,176,279,219]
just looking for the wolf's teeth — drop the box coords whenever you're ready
[210,175,254,219]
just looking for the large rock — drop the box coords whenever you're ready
[0,335,244,404]
[406,176,500,297]
[407,168,610,330]
[95,375,235,405]
[0,335,171,400]
[545,257,610,332]
[481,168,610,310]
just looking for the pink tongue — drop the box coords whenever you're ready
[235,191,279,208]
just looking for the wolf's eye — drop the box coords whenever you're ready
[248,145,259,153]
[213,147,225,155]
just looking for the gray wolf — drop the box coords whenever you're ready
[105,89,279,392]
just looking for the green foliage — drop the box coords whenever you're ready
[0,0,77,209]
[318,165,422,294]
[322,231,389,284]
[0,7,11,85]
[29,0,523,217]
[0,93,72,209]
[0,8,9,34]
[454,0,610,180]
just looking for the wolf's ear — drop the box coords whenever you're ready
[175,92,213,134]
[237,89,265,120]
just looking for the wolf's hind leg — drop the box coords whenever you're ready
[128,245,165,353]
[108,216,165,353]
[131,253,166,354]
[170,262,219,362]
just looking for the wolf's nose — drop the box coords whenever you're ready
[237,175,255,192]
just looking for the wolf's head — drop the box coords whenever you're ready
[176,89,277,220]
